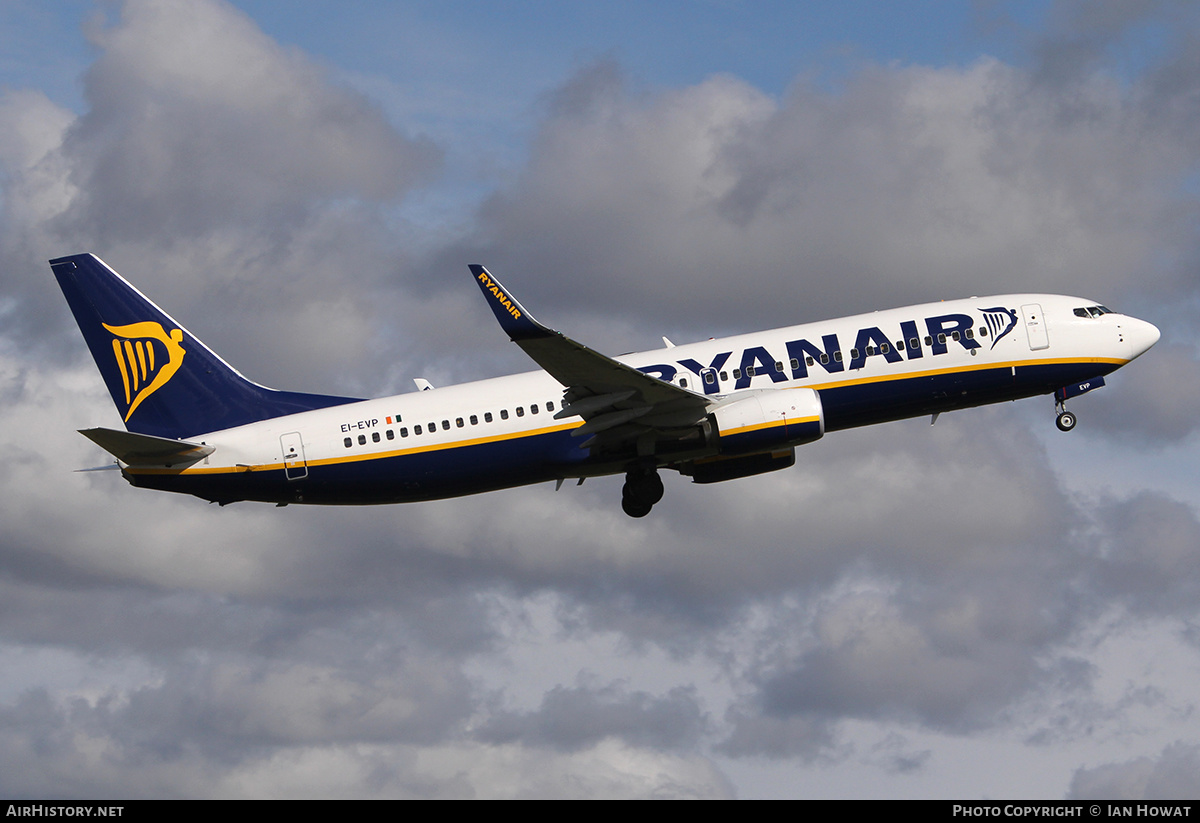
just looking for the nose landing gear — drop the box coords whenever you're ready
[621,467,664,518]
[1054,393,1077,432]
[1053,377,1105,432]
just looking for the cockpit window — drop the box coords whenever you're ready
[1074,305,1115,318]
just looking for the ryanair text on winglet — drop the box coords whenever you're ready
[477,271,522,320]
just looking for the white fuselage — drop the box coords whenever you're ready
[126,293,1158,505]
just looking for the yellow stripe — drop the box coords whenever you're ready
[124,340,139,390]
[128,421,581,476]
[723,415,821,437]
[129,355,1122,477]
[111,339,131,404]
[803,355,1126,393]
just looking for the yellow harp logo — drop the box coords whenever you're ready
[103,322,186,421]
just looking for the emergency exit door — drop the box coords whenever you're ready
[280,432,308,480]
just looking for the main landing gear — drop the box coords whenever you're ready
[622,466,664,518]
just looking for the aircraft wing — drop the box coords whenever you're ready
[80,427,215,468]
[470,265,711,448]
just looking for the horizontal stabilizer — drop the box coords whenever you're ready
[79,427,214,467]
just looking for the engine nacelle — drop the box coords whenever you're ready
[707,388,824,456]
[680,448,796,484]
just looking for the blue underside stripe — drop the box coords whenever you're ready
[129,360,1117,504]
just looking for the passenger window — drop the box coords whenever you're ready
[938,333,946,344]
[895,340,904,350]
[414,425,422,435]
[979,327,988,337]
[400,427,408,437]
[789,358,799,371]
[516,407,525,417]
[774,361,783,373]
[470,415,478,425]
[680,377,689,388]
[806,356,814,367]
[358,434,366,445]
[834,351,843,362]
[344,437,352,448]
[951,331,960,341]
[880,343,890,354]
[441,420,450,430]
[850,348,860,359]
[733,369,742,379]
[500,409,509,420]
[964,329,973,339]
[386,429,394,440]
[720,371,728,381]
[746,367,755,377]
[531,404,539,414]
[924,336,933,346]
[818,354,828,365]
[456,417,464,428]
[429,422,436,432]
[546,401,555,411]
[910,338,919,349]
[704,372,715,384]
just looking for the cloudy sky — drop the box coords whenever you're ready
[1,0,1198,799]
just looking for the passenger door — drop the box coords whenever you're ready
[1020,303,1049,351]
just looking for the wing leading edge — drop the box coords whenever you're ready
[469,265,711,450]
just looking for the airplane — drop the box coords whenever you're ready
[50,253,1160,517]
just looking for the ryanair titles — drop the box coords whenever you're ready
[638,310,1012,393]
[476,271,522,320]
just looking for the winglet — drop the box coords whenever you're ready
[466,265,710,437]
[469,265,552,341]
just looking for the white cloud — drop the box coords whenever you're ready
[469,56,1199,342]
[1,0,1198,800]
[1069,742,1200,800]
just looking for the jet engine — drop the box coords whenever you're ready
[676,388,824,484]
[707,387,824,455]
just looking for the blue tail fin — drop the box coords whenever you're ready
[50,253,362,439]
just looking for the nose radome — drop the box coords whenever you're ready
[1126,317,1160,359]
